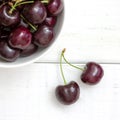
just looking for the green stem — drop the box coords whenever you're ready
[9,0,49,14]
[41,0,50,4]
[16,0,49,6]
[20,15,37,31]
[9,1,18,14]
[60,50,67,85]
[16,1,34,6]
[62,49,84,71]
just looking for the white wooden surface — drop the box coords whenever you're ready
[0,64,120,120]
[0,0,120,120]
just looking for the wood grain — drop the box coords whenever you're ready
[36,0,120,63]
[0,63,119,120]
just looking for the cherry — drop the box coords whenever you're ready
[0,40,20,62]
[21,43,38,57]
[44,16,57,27]
[34,25,54,47]
[22,0,47,24]
[9,26,32,50]
[47,0,64,16]
[55,49,80,105]
[81,62,104,85]
[55,81,80,105]
[0,4,20,27]
[61,49,104,85]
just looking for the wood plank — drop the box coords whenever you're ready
[0,63,119,120]
[36,0,120,63]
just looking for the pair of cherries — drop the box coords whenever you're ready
[55,49,104,105]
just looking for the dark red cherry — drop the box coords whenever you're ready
[55,81,80,105]
[22,0,47,24]
[0,41,20,62]
[21,43,38,57]
[9,26,32,50]
[34,25,54,47]
[47,0,64,16]
[81,62,104,85]
[0,4,20,27]
[44,16,57,27]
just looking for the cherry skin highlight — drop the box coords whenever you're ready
[81,62,104,85]
[9,26,32,50]
[47,0,64,16]
[0,40,20,62]
[22,0,47,24]
[44,16,57,27]
[0,4,20,27]
[55,81,80,105]
[34,25,54,47]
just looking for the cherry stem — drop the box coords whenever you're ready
[20,14,37,31]
[16,1,34,6]
[60,49,67,85]
[9,0,49,14]
[16,0,49,7]
[15,0,49,6]
[62,48,84,71]
[9,1,18,14]
[41,0,50,4]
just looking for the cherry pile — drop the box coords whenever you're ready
[0,0,64,62]
[55,49,104,105]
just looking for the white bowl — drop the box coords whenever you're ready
[0,4,65,68]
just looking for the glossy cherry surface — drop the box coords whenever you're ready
[47,0,64,16]
[55,81,80,105]
[21,43,38,57]
[23,0,47,24]
[81,62,104,85]
[0,41,20,62]
[9,26,32,50]
[0,5,20,27]
[34,25,54,47]
[44,16,57,27]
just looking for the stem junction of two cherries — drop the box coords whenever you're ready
[56,48,104,105]
[60,48,84,85]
